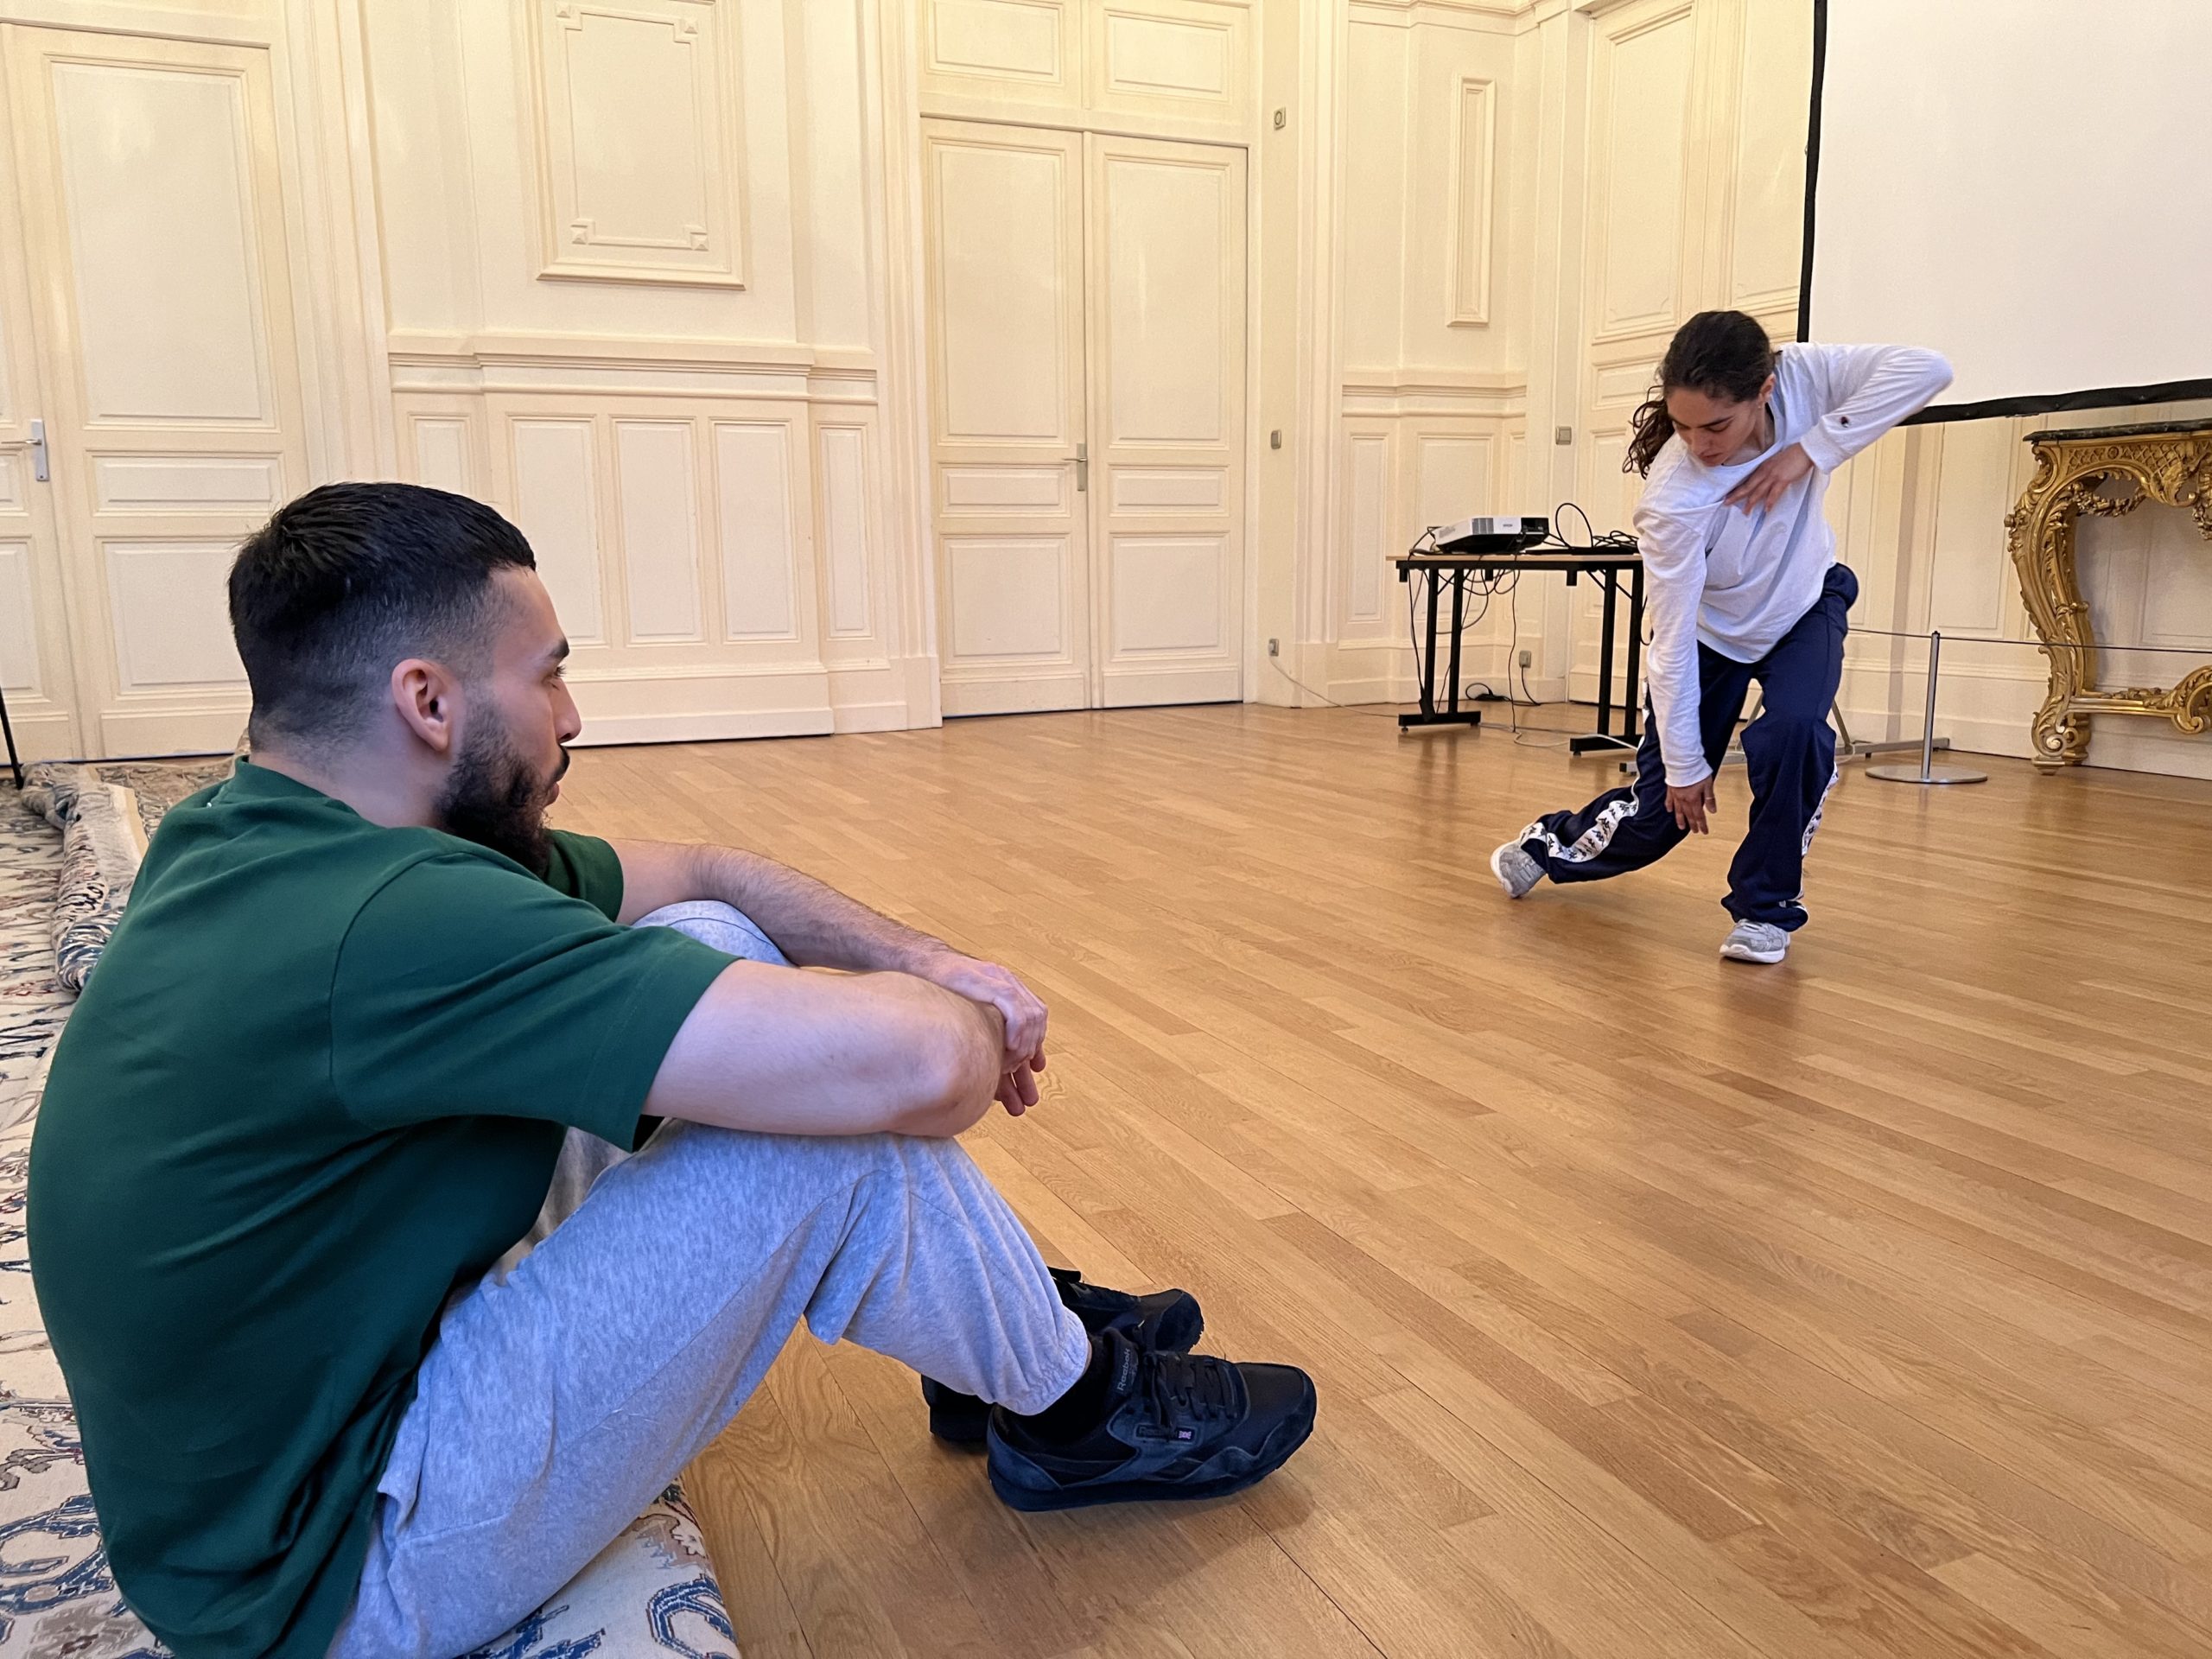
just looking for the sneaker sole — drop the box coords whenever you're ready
[1719,942,1787,964]
[987,1408,1316,1513]
[1489,845,1533,900]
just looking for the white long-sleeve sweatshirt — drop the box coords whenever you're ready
[1632,342,1953,787]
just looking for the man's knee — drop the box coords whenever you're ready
[633,899,790,965]
[647,1117,963,1197]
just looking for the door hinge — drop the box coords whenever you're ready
[29,419,49,483]
[1075,441,1088,493]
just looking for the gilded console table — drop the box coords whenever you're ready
[2005,419,2212,767]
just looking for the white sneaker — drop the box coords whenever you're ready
[1719,920,1789,964]
[1490,840,1542,899]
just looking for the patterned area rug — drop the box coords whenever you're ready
[0,782,163,1655]
[21,760,233,996]
[0,784,73,1135]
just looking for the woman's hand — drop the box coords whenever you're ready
[1723,442,1815,513]
[1666,777,1717,834]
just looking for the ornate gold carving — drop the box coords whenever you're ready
[2004,423,2212,766]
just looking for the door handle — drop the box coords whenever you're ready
[1075,442,1088,493]
[29,419,48,484]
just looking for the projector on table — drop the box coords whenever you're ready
[1424,515,1548,556]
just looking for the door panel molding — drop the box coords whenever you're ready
[3,22,309,755]
[922,118,1093,715]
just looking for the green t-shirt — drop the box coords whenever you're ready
[26,760,732,1658]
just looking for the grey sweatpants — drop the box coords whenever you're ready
[330,901,1091,1659]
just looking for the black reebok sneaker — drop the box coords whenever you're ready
[921,1267,1205,1445]
[985,1327,1317,1511]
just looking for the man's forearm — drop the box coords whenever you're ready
[610,836,1046,1087]
[685,842,950,973]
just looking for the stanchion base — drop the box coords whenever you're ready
[1848,736,1949,759]
[1865,763,1987,785]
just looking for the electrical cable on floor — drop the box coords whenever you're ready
[1500,572,1572,748]
[1515,498,1636,747]
[1265,653,1403,718]
[1404,527,1514,718]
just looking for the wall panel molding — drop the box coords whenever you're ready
[714,416,804,640]
[613,417,706,641]
[817,422,876,638]
[385,330,878,404]
[525,0,751,288]
[926,0,1077,89]
[0,544,45,694]
[504,415,608,643]
[1091,0,1250,133]
[919,0,1254,142]
[407,415,477,495]
[103,541,249,690]
[1340,426,1395,633]
[1719,0,1810,314]
[1446,76,1496,326]
[1348,0,1535,31]
[1340,371,1525,419]
[1584,0,1694,345]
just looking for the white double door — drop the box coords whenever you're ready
[0,22,312,760]
[922,120,1247,716]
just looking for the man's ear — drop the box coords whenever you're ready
[391,658,462,756]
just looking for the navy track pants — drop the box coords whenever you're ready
[1518,563,1856,932]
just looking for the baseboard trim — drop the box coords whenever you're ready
[572,708,836,747]
[0,707,82,766]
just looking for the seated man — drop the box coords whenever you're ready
[27,483,1315,1659]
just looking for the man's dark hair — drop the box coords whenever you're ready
[228,482,536,749]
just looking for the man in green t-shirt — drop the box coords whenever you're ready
[28,483,1314,1659]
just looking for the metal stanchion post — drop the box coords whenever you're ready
[1866,630,1987,785]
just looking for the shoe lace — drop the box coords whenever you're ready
[1139,1351,1236,1441]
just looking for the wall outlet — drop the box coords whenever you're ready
[1518,648,1533,668]
[1268,638,1280,657]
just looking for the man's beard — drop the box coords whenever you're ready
[435,716,569,875]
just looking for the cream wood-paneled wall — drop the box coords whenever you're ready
[0,0,1274,755]
[370,0,935,742]
[3,0,2199,774]
[0,0,932,756]
[1295,0,1811,714]
[1544,0,1808,713]
[1324,0,1530,704]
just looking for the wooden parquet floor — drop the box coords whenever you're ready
[556,705,2212,1659]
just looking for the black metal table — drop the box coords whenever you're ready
[1394,549,1645,753]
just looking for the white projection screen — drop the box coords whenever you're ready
[1801,0,2212,422]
